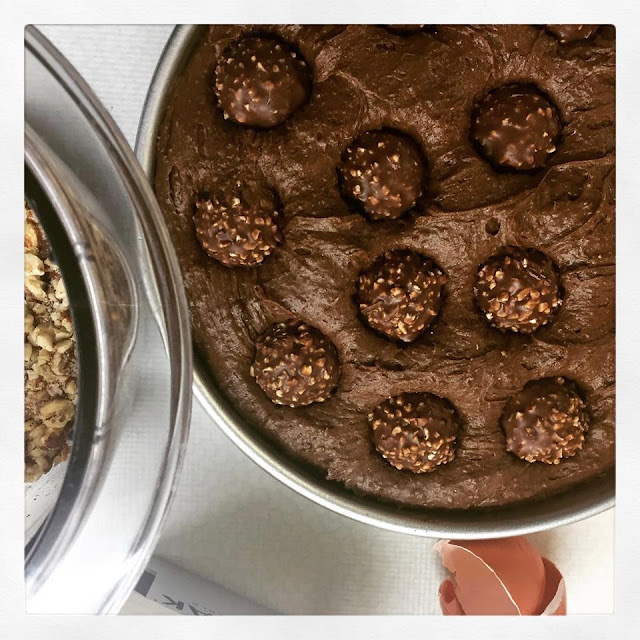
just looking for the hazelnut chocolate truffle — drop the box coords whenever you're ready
[501,377,589,464]
[338,130,425,220]
[194,181,282,267]
[546,25,599,44]
[385,25,425,34]
[474,247,561,334]
[357,249,446,342]
[214,36,311,128]
[369,393,460,473]
[251,320,341,407]
[471,84,561,170]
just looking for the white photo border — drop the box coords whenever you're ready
[2,0,639,637]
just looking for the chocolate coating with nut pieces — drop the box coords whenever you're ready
[474,247,562,334]
[194,181,282,267]
[546,25,600,44]
[252,320,340,407]
[338,130,425,220]
[369,393,460,473]
[501,377,589,464]
[471,84,561,171]
[357,249,446,342]
[214,35,310,128]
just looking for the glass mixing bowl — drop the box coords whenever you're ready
[24,26,192,614]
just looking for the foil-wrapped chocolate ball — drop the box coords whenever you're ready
[474,247,561,333]
[369,393,460,473]
[471,84,561,170]
[251,320,341,407]
[194,182,282,267]
[338,130,426,220]
[357,249,446,342]
[214,36,311,128]
[546,25,599,44]
[501,377,589,464]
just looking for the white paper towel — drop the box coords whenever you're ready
[39,24,614,615]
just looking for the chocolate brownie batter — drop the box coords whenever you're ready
[155,25,615,509]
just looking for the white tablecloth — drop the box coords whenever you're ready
[40,24,614,615]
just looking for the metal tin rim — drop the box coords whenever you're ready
[136,24,614,539]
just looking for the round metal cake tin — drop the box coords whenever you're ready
[136,24,614,539]
[25,27,192,613]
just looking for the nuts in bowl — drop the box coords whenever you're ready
[24,201,77,483]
